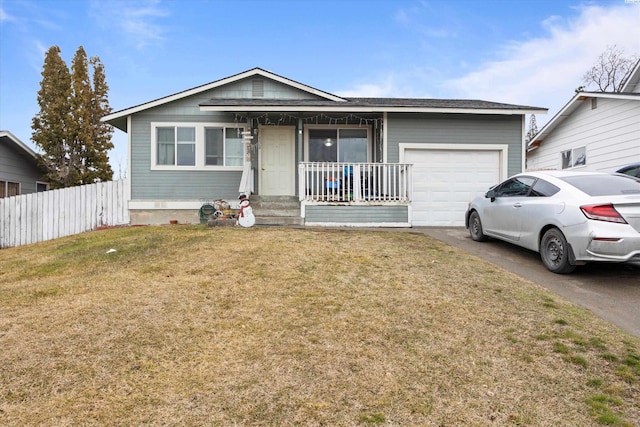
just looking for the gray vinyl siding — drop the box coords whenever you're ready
[130,79,325,201]
[386,113,524,176]
[130,91,246,200]
[305,205,408,223]
[0,140,44,195]
[211,78,320,100]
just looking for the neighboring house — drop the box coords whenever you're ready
[102,68,546,227]
[0,130,48,198]
[527,60,640,172]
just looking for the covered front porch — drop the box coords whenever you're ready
[298,161,412,227]
[298,162,411,203]
[231,113,413,227]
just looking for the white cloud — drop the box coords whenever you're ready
[442,4,640,123]
[0,6,12,22]
[90,0,169,49]
[339,4,640,125]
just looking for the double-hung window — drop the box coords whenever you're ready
[157,126,196,166]
[151,122,245,169]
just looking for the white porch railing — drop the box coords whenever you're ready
[298,162,412,203]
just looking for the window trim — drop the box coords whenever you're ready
[150,122,245,171]
[36,181,49,192]
[0,180,21,198]
[304,125,371,163]
[561,146,587,170]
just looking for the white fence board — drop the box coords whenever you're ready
[0,180,130,249]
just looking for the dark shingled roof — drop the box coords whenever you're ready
[199,97,543,111]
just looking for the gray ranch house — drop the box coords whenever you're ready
[102,68,546,227]
[0,130,48,198]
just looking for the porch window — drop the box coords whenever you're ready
[205,127,244,166]
[308,128,368,162]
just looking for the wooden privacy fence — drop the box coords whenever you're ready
[0,179,129,249]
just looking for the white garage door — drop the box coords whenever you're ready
[405,148,501,226]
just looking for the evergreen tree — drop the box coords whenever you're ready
[87,56,114,182]
[31,45,114,188]
[31,46,75,188]
[525,114,538,145]
[70,46,92,185]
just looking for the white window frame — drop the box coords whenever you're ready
[36,181,49,192]
[304,125,371,162]
[150,122,245,171]
[561,146,587,170]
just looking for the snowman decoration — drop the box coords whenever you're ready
[236,194,255,227]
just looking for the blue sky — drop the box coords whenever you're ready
[1,0,639,176]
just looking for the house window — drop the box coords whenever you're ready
[307,128,369,162]
[0,181,20,198]
[157,126,196,166]
[205,127,244,166]
[36,182,49,192]
[561,146,587,169]
[151,122,245,170]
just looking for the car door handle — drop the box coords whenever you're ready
[513,202,522,208]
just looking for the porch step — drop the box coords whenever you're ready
[249,195,304,226]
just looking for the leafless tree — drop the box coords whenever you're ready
[581,45,638,92]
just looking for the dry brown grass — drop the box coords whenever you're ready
[0,225,639,426]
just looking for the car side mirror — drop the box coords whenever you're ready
[486,189,496,202]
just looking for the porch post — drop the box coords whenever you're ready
[242,130,252,163]
[297,118,303,197]
[297,118,303,162]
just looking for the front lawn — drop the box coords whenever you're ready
[1,226,638,426]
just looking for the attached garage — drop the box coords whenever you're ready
[401,144,508,226]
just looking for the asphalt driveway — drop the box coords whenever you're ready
[417,227,640,338]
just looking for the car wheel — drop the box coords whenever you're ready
[540,228,576,274]
[468,211,488,242]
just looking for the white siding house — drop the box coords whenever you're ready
[527,60,640,172]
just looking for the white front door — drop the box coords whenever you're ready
[260,126,296,196]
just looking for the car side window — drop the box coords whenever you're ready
[495,177,535,197]
[529,178,560,197]
[617,165,640,178]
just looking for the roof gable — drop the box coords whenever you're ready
[0,130,38,160]
[102,67,347,124]
[528,91,640,149]
[621,59,640,93]
[531,59,640,149]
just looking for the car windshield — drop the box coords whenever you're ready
[561,174,640,196]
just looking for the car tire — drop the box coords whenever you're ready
[468,211,488,242]
[540,228,576,274]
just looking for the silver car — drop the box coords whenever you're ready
[465,170,640,274]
